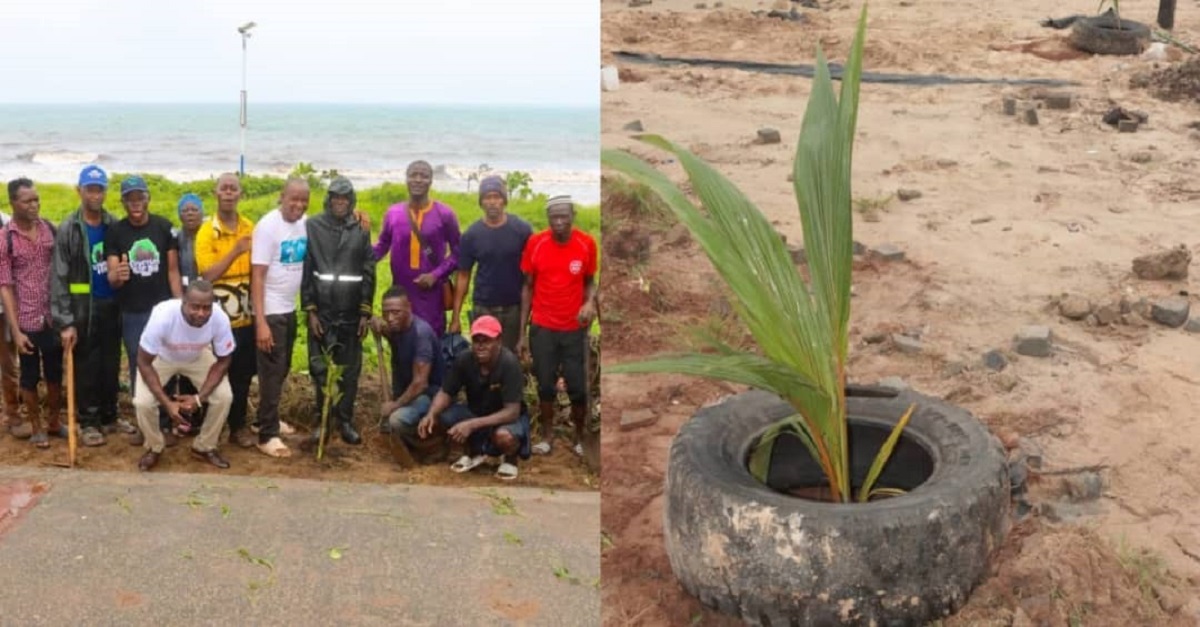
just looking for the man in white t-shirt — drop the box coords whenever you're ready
[249,179,310,458]
[133,279,236,472]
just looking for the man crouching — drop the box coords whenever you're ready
[416,316,531,481]
[133,279,235,471]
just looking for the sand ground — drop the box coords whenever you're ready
[600,0,1200,624]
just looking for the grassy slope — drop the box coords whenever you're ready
[9,173,600,371]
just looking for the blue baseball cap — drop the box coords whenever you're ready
[121,175,149,197]
[78,165,108,189]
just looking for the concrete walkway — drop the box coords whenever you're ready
[0,467,599,626]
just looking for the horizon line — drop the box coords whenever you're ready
[0,101,598,108]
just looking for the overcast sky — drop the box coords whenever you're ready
[0,0,598,106]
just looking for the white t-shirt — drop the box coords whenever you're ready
[251,208,308,316]
[139,298,236,363]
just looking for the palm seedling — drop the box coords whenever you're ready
[316,343,345,462]
[602,5,915,503]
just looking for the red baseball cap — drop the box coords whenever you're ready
[470,315,503,339]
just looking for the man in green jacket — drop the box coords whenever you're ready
[51,165,130,447]
[301,177,376,448]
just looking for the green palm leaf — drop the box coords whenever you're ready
[603,5,904,503]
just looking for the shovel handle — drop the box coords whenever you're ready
[66,347,76,467]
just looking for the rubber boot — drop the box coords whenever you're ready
[338,418,362,445]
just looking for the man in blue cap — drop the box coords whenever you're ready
[51,164,129,447]
[105,175,182,404]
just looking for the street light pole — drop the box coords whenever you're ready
[237,22,257,177]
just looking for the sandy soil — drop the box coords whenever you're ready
[601,0,1200,624]
[0,372,599,492]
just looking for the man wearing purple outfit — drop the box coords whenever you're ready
[373,160,461,337]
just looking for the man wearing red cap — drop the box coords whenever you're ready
[416,315,530,480]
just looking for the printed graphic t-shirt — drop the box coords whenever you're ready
[140,298,236,363]
[85,222,115,300]
[194,214,255,329]
[105,215,178,314]
[251,208,308,316]
[519,229,598,332]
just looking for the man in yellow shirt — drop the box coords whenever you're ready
[194,173,258,448]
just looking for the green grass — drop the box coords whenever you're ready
[14,172,600,371]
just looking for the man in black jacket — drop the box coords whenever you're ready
[51,165,128,447]
[301,177,376,447]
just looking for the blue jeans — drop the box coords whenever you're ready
[386,394,433,433]
[122,311,153,397]
[440,403,531,460]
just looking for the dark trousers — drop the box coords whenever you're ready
[307,316,363,427]
[75,298,121,430]
[530,324,588,404]
[470,304,522,353]
[18,328,63,389]
[227,324,258,433]
[255,313,296,443]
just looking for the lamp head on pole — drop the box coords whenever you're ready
[237,22,257,36]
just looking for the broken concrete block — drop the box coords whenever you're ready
[892,334,922,355]
[1133,244,1191,280]
[1023,107,1039,126]
[1014,326,1052,357]
[1185,318,1200,334]
[1118,119,1138,133]
[623,119,644,132]
[982,349,1008,371]
[1043,93,1073,110]
[1002,97,1017,115]
[1151,297,1190,328]
[619,409,658,431]
[896,188,922,201]
[1058,296,1092,321]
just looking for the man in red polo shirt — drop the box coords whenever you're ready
[519,195,597,457]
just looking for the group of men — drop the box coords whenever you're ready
[0,161,598,481]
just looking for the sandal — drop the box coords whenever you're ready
[495,462,519,481]
[8,421,32,439]
[257,437,292,458]
[450,455,487,473]
[30,432,49,449]
[278,421,296,436]
[573,442,584,458]
[531,442,552,456]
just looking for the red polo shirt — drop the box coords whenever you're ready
[520,229,597,332]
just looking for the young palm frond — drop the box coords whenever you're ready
[603,5,912,503]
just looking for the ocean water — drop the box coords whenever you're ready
[0,103,599,204]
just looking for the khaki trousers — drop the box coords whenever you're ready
[133,350,231,454]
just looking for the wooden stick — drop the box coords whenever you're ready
[66,346,76,467]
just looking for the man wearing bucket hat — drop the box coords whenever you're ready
[449,175,532,352]
[51,165,128,447]
[520,194,598,458]
[415,315,530,480]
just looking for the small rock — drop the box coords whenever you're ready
[892,334,922,355]
[1123,313,1150,328]
[694,1,707,7]
[992,372,1020,392]
[982,349,1008,371]
[852,240,867,255]
[1014,326,1052,357]
[610,227,652,262]
[1154,583,1187,614]
[970,216,994,225]
[1002,97,1017,116]
[1133,244,1191,280]
[1133,297,1153,318]
[628,0,652,5]
[1043,93,1073,110]
[1062,472,1104,502]
[936,158,958,168]
[714,1,723,6]
[1118,119,1139,133]
[1008,458,1029,496]
[941,361,968,378]
[1023,107,1039,126]
[1152,297,1190,328]
[1017,438,1044,470]
[619,408,658,431]
[871,243,906,262]
[878,376,909,391]
[1119,296,1132,314]
[1085,314,1099,327]
[896,188,923,201]
[1108,206,1128,214]
[788,245,806,264]
[863,331,888,344]
[1185,319,1200,334]
[1130,151,1153,164]
[757,127,782,144]
[1095,305,1119,326]
[1059,296,1092,320]
[623,119,645,132]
